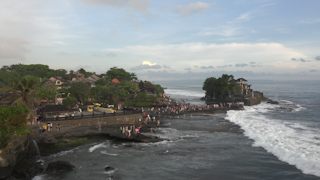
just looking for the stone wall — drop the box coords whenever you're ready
[47,114,143,127]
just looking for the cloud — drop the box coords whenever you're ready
[58,51,78,56]
[194,65,198,68]
[185,68,191,71]
[315,56,320,61]
[92,53,102,57]
[0,37,30,60]
[177,2,214,16]
[291,58,310,62]
[236,12,252,21]
[136,70,319,81]
[199,26,241,37]
[299,58,309,62]
[106,52,117,57]
[163,65,171,69]
[309,69,318,72]
[106,42,308,74]
[217,65,230,68]
[249,62,256,64]
[77,0,152,17]
[130,61,162,71]
[235,63,248,67]
[200,66,214,69]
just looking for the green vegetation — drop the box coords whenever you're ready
[106,67,137,82]
[55,137,88,146]
[203,74,241,100]
[125,100,150,107]
[0,105,31,149]
[62,97,78,109]
[0,63,165,108]
[69,82,90,105]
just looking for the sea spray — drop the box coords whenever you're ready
[226,103,320,177]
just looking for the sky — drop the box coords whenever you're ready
[0,0,319,81]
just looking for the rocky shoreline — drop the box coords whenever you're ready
[1,98,276,180]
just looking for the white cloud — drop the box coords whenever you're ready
[106,52,117,57]
[177,2,214,16]
[200,26,241,37]
[110,42,309,74]
[131,61,162,71]
[236,12,252,21]
[0,37,30,60]
[77,0,152,17]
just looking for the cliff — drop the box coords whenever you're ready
[0,133,40,179]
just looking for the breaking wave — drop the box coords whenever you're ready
[226,103,320,177]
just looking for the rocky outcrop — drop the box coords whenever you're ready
[0,134,35,179]
[105,166,115,172]
[46,161,75,175]
[267,99,279,104]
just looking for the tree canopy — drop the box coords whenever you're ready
[106,67,137,82]
[203,74,240,99]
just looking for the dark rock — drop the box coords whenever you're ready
[46,161,75,175]
[267,99,279,104]
[5,176,18,180]
[0,134,33,179]
[11,156,44,180]
[105,166,115,171]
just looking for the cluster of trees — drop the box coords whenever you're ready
[0,64,164,110]
[203,74,240,100]
[0,105,31,149]
[0,64,98,89]
[0,64,165,149]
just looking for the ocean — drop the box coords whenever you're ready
[33,80,320,180]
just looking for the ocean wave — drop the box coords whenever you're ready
[100,151,119,156]
[148,128,201,141]
[164,89,205,98]
[226,104,320,177]
[89,142,108,153]
[50,147,79,158]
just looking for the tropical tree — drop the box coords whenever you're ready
[69,82,90,105]
[0,105,31,149]
[106,67,137,82]
[94,78,108,86]
[62,96,78,109]
[203,74,239,99]
[154,84,164,94]
[32,84,57,102]
[10,76,40,109]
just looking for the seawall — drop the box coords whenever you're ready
[49,113,143,127]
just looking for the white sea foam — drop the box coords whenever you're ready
[226,103,320,177]
[89,142,108,153]
[51,147,79,157]
[32,174,48,180]
[100,151,119,156]
[164,89,205,98]
[146,128,201,141]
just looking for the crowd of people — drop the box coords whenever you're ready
[140,94,244,115]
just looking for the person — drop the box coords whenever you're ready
[39,127,42,136]
[42,123,47,133]
[98,124,101,132]
[57,124,60,131]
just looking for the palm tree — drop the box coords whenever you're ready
[10,76,40,109]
